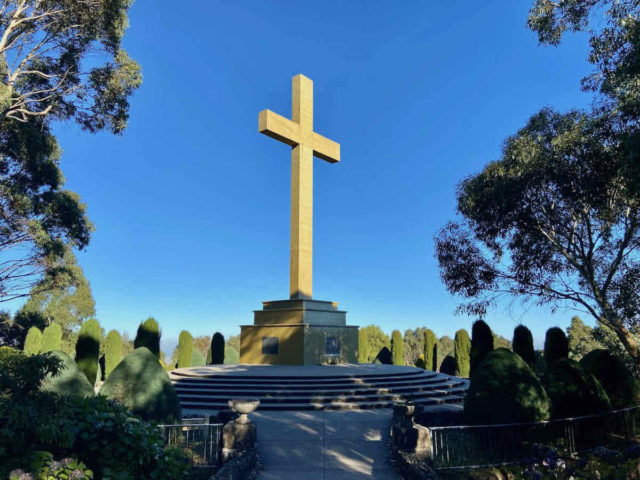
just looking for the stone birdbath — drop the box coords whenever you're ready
[228,399,260,424]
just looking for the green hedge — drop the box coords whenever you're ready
[580,349,640,409]
[373,347,392,365]
[391,330,403,366]
[99,347,181,423]
[464,348,550,425]
[210,332,225,364]
[191,349,206,366]
[104,330,123,378]
[543,358,611,419]
[423,329,437,371]
[439,354,458,376]
[41,350,94,397]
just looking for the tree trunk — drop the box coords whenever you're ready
[603,311,640,372]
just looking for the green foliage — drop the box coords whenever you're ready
[513,324,535,368]
[566,316,603,361]
[580,349,640,409]
[0,310,45,350]
[470,320,493,378]
[434,105,640,370]
[224,345,240,364]
[464,348,550,425]
[391,330,403,366]
[454,329,471,377]
[41,350,94,397]
[423,329,437,371]
[358,325,390,363]
[402,328,429,366]
[177,330,193,368]
[20,249,96,353]
[439,354,458,376]
[437,336,454,368]
[544,327,569,367]
[23,327,43,355]
[100,347,182,423]
[210,332,225,364]
[191,349,206,367]
[41,323,62,353]
[29,456,94,480]
[0,348,62,398]
[0,393,189,479]
[75,319,102,385]
[373,346,392,365]
[133,317,161,358]
[0,119,93,304]
[0,0,142,132]
[104,330,122,378]
[415,356,426,369]
[543,358,611,419]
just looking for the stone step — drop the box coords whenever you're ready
[169,371,437,386]
[173,380,465,397]
[179,395,466,411]
[176,388,468,405]
[171,376,463,392]
[170,368,429,381]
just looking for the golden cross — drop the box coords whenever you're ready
[258,74,340,300]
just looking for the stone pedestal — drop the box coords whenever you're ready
[240,299,358,365]
[222,421,257,462]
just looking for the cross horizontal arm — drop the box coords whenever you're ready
[258,109,300,146]
[312,132,340,163]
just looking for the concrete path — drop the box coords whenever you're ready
[251,409,400,480]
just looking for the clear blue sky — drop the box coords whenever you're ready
[20,1,597,353]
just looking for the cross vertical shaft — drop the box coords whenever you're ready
[258,74,340,300]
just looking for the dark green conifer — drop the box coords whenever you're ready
[544,327,569,366]
[513,324,535,368]
[104,330,123,377]
[423,329,437,371]
[470,320,494,377]
[210,332,225,364]
[391,330,403,366]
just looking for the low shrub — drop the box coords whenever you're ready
[191,349,206,366]
[41,350,94,397]
[464,348,550,425]
[373,346,392,365]
[439,354,458,376]
[543,358,611,419]
[224,345,240,364]
[99,347,181,423]
[580,349,640,409]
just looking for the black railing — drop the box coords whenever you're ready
[158,421,223,467]
[429,405,640,469]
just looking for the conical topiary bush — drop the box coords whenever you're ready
[41,350,94,397]
[424,329,437,371]
[133,317,161,358]
[75,319,102,384]
[104,329,123,378]
[512,324,535,368]
[100,347,181,423]
[177,330,193,368]
[464,348,550,425]
[580,349,640,409]
[391,330,403,366]
[544,327,569,367]
[454,329,471,377]
[210,332,225,364]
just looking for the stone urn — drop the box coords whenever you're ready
[228,399,260,424]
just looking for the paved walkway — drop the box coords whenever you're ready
[251,409,400,480]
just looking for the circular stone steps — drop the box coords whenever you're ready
[170,364,469,412]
